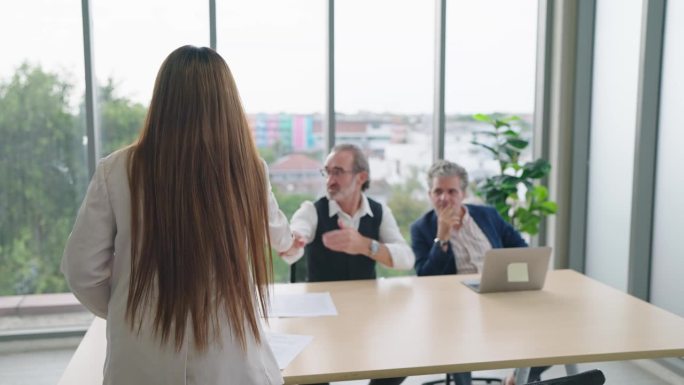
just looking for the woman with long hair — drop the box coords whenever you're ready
[62,45,294,385]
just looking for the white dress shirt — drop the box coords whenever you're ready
[449,207,492,274]
[61,148,291,385]
[281,194,415,270]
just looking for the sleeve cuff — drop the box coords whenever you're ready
[385,243,415,270]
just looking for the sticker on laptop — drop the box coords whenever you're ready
[507,262,530,282]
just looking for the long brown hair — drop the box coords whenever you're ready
[126,46,272,351]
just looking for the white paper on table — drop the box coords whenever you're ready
[266,332,314,369]
[268,292,337,317]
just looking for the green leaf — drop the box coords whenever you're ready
[473,131,499,137]
[485,190,509,205]
[531,185,549,200]
[514,208,531,222]
[473,113,494,124]
[521,159,551,179]
[495,202,511,222]
[471,140,499,157]
[487,175,520,192]
[502,129,520,138]
[520,215,541,234]
[500,115,521,124]
[506,139,528,149]
[493,120,511,129]
[539,201,558,213]
[521,223,540,235]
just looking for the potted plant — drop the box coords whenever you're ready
[470,113,556,235]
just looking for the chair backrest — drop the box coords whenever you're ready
[525,369,605,385]
[289,259,308,283]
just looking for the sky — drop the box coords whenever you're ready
[0,0,538,115]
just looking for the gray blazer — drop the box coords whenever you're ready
[62,148,291,385]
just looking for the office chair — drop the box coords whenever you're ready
[524,369,605,385]
[289,258,308,283]
[422,373,502,385]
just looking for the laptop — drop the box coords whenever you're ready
[462,246,552,293]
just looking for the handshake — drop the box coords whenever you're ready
[279,232,308,257]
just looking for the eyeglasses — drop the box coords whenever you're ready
[320,167,355,178]
[430,188,463,197]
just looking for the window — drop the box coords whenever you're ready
[336,0,434,277]
[444,0,538,199]
[650,0,684,317]
[585,0,642,291]
[92,0,208,156]
[217,0,325,282]
[0,0,86,296]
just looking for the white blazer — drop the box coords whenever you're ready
[62,148,292,385]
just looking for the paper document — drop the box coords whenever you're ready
[269,292,337,317]
[266,332,314,369]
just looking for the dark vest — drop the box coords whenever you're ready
[305,197,383,282]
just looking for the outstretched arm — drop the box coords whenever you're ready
[279,201,318,265]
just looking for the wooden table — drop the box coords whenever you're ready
[59,270,684,384]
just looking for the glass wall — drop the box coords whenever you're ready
[335,0,434,277]
[0,0,87,295]
[650,0,684,317]
[92,0,208,156]
[217,0,325,282]
[0,0,543,290]
[584,0,642,291]
[444,0,538,120]
[444,0,538,237]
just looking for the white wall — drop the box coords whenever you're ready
[584,0,642,291]
[650,0,684,317]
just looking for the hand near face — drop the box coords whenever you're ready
[322,218,366,255]
[429,175,467,239]
[436,204,462,239]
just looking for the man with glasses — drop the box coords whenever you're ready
[280,144,413,385]
[410,160,547,385]
[280,143,414,284]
